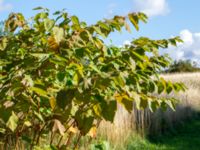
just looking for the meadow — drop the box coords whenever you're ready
[97,72,200,150]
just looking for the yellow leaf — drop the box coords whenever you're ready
[69,126,78,134]
[88,126,97,138]
[24,121,32,127]
[49,97,56,110]
[48,36,59,52]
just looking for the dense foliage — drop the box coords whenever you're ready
[0,7,186,149]
[165,59,200,73]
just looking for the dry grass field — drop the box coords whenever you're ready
[98,73,200,149]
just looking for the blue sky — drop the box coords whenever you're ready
[0,0,200,63]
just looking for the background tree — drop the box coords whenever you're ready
[0,8,186,149]
[165,59,200,73]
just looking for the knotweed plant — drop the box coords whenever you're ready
[0,7,185,149]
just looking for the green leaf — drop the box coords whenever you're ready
[98,22,110,31]
[34,111,44,122]
[120,97,133,113]
[0,37,8,51]
[148,100,159,112]
[113,75,125,87]
[138,12,148,23]
[128,13,139,31]
[71,15,80,25]
[22,135,32,144]
[131,51,144,61]
[102,100,117,122]
[166,81,173,94]
[56,89,75,109]
[75,112,94,135]
[93,26,106,38]
[30,87,48,98]
[90,141,110,150]
[6,111,19,132]
[44,18,55,31]
[33,7,44,10]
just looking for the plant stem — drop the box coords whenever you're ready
[74,133,81,150]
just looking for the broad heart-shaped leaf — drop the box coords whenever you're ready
[52,26,65,44]
[6,111,19,132]
[115,93,133,113]
[102,100,117,122]
[148,99,160,112]
[71,15,80,25]
[56,89,75,109]
[166,81,173,94]
[93,100,117,122]
[75,111,94,135]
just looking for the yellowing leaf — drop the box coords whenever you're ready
[52,26,65,44]
[93,104,102,117]
[115,93,133,113]
[88,126,97,138]
[6,111,18,132]
[69,126,78,134]
[0,38,8,51]
[48,36,59,52]
[24,121,32,127]
[49,97,56,110]
[44,18,55,31]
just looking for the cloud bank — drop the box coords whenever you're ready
[164,30,200,65]
[133,0,170,17]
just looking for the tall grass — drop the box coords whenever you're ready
[98,72,200,148]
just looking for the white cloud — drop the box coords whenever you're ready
[133,0,170,17]
[123,40,131,46]
[180,30,193,45]
[0,0,12,12]
[164,29,200,65]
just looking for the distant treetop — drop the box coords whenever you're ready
[165,59,200,73]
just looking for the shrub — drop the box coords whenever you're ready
[0,7,185,149]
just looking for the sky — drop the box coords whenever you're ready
[0,0,200,64]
